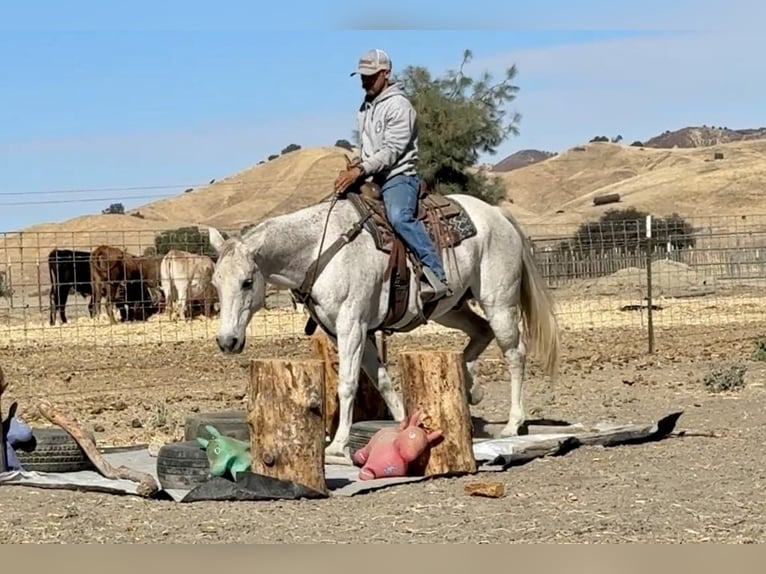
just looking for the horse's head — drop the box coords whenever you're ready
[208,226,266,354]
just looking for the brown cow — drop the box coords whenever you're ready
[90,245,163,324]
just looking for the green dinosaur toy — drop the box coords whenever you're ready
[196,425,252,480]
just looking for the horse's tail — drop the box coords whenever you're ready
[501,207,561,383]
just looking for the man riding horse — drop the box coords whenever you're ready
[333,48,452,303]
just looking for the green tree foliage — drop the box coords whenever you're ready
[566,207,696,254]
[334,138,354,151]
[102,203,125,215]
[281,143,302,155]
[148,226,229,259]
[392,49,522,205]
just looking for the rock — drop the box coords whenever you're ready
[464,481,505,498]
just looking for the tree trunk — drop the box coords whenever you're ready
[398,350,477,477]
[248,358,328,497]
[310,332,391,439]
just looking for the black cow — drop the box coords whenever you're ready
[48,248,95,325]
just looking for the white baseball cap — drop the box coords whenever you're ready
[350,48,392,76]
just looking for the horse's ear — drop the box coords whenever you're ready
[208,227,226,254]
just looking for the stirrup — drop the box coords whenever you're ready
[420,267,452,302]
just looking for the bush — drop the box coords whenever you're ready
[565,207,696,255]
[149,226,228,259]
[281,143,301,155]
[102,203,125,215]
[334,139,354,151]
[702,364,747,393]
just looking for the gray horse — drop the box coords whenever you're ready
[207,192,561,459]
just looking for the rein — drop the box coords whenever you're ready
[304,193,339,297]
[291,188,372,310]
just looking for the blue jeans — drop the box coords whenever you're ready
[380,174,447,283]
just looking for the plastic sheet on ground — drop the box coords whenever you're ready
[0,411,683,501]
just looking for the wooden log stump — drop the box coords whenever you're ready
[310,331,391,439]
[399,350,477,478]
[248,358,328,497]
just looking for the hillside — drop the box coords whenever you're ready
[491,149,556,172]
[0,146,354,295]
[6,130,766,297]
[498,138,766,233]
[644,126,766,149]
[129,145,351,230]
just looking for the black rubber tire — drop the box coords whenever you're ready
[14,427,96,473]
[347,420,400,459]
[156,441,212,490]
[183,410,249,442]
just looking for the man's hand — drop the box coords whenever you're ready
[334,166,364,195]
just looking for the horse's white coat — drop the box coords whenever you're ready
[207,193,561,458]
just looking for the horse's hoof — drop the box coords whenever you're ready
[468,385,484,406]
[324,445,349,460]
[498,421,525,438]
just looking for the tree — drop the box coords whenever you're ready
[281,143,301,155]
[334,138,354,151]
[102,203,125,215]
[567,207,696,255]
[392,49,522,205]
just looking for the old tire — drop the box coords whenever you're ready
[347,420,400,459]
[15,427,95,473]
[156,441,212,490]
[183,410,249,442]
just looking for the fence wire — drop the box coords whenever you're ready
[2,214,766,351]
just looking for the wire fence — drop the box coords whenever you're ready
[3,213,766,353]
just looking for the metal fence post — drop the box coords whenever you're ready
[645,214,655,354]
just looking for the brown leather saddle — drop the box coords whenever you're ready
[291,160,477,338]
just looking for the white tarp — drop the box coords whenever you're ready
[0,412,683,501]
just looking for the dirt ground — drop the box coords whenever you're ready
[1,321,766,543]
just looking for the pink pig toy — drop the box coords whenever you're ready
[352,411,444,480]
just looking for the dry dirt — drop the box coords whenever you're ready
[1,321,766,543]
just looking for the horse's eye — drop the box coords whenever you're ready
[242,279,253,290]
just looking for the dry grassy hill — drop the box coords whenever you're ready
[644,125,766,149]
[0,146,354,297]
[132,146,351,229]
[498,138,766,233]
[5,132,766,301]
[491,149,557,172]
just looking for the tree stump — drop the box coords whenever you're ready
[248,358,328,497]
[310,332,391,439]
[398,350,477,477]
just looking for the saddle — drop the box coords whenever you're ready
[291,160,478,340]
[342,176,477,333]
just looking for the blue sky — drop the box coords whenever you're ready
[1,0,763,230]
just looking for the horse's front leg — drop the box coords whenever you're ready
[325,317,367,459]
